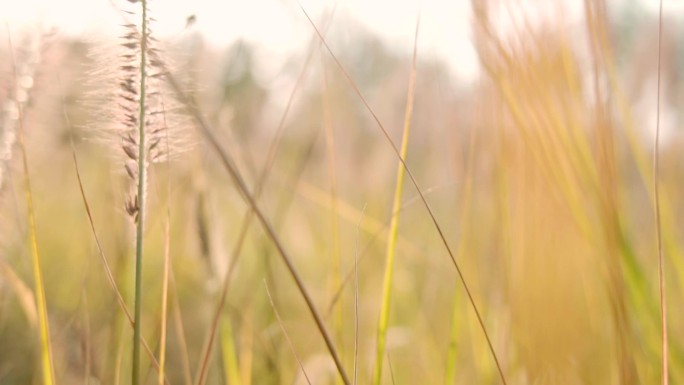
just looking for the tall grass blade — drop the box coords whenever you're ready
[372,17,420,385]
[157,210,171,385]
[71,144,170,385]
[321,50,343,362]
[170,270,194,385]
[162,41,352,385]
[7,29,56,385]
[444,118,478,385]
[653,1,668,383]
[353,206,366,385]
[17,68,55,385]
[220,316,242,385]
[189,11,342,385]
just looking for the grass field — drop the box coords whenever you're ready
[0,0,681,384]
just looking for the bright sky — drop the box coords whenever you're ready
[0,0,678,82]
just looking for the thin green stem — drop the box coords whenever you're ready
[133,1,148,385]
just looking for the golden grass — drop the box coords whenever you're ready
[2,1,683,384]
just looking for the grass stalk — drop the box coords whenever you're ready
[321,51,343,362]
[157,211,171,385]
[157,77,173,385]
[164,60,351,385]
[71,145,170,385]
[371,17,420,385]
[7,30,56,385]
[170,270,194,385]
[654,1,668,384]
[187,11,343,385]
[353,207,366,385]
[444,120,478,385]
[115,332,124,385]
[132,1,149,384]
[220,316,242,385]
[19,106,55,385]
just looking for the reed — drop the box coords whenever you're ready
[87,1,188,383]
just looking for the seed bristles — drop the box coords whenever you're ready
[86,3,190,220]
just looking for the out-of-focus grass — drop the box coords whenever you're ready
[0,1,682,384]
[373,18,419,385]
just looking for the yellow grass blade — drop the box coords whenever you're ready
[8,32,56,385]
[372,18,419,385]
[220,316,242,385]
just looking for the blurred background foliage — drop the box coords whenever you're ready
[0,0,683,384]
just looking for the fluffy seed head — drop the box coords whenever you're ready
[87,1,191,221]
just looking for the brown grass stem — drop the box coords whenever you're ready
[190,10,339,385]
[163,37,351,385]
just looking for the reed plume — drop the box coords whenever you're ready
[87,1,188,383]
[89,5,186,220]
